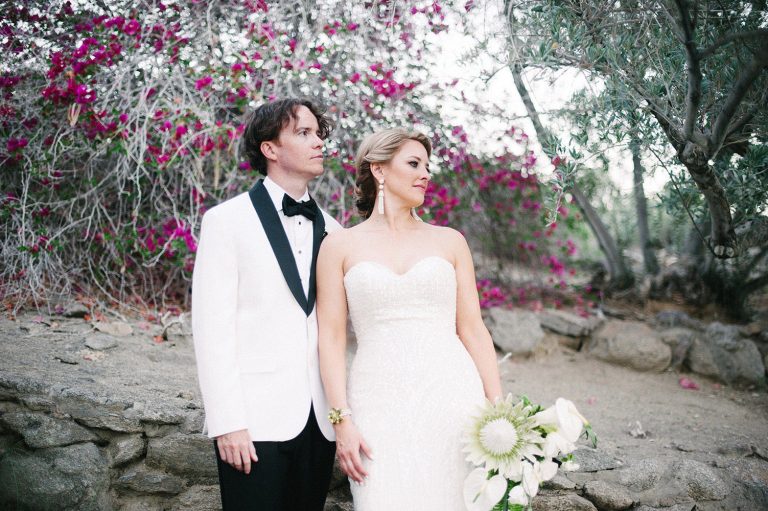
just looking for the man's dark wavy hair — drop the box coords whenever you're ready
[242,98,333,175]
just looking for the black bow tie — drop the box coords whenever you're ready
[282,194,318,222]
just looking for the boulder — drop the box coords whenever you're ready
[146,433,218,483]
[109,434,146,467]
[583,480,634,510]
[50,385,143,432]
[172,485,221,511]
[164,314,192,343]
[658,328,698,369]
[487,308,545,356]
[572,447,624,472]
[532,493,598,511]
[0,442,111,510]
[654,310,704,331]
[539,309,602,337]
[671,459,728,501]
[115,463,185,495]
[686,322,765,386]
[93,320,133,337]
[618,458,667,492]
[0,411,98,448]
[587,320,672,372]
[59,301,90,318]
[85,333,119,351]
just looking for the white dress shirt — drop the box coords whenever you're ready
[262,176,313,296]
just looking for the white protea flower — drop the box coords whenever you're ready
[463,395,544,481]
[463,468,508,511]
[532,398,589,443]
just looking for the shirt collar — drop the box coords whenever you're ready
[263,176,310,212]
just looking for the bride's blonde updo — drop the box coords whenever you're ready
[354,128,432,219]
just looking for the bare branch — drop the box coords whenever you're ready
[673,0,703,141]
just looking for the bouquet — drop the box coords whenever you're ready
[462,395,596,511]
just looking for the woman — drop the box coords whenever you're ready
[317,128,502,509]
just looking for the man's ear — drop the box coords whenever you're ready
[260,140,278,163]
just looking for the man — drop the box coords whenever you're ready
[192,98,342,510]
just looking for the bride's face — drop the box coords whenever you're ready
[378,139,430,208]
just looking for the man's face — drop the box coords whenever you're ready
[268,105,325,180]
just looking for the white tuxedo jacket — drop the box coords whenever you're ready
[192,180,341,441]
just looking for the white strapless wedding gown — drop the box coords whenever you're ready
[344,256,485,510]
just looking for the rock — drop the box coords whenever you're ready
[51,385,143,432]
[633,505,697,511]
[85,333,119,350]
[541,473,576,490]
[146,433,218,482]
[0,411,98,448]
[539,309,602,337]
[618,458,667,491]
[59,302,89,318]
[172,485,221,511]
[532,493,598,511]
[671,459,728,501]
[572,447,624,472]
[686,322,765,386]
[487,308,545,356]
[0,442,110,510]
[19,395,55,411]
[93,320,133,337]
[587,320,672,372]
[740,321,765,337]
[584,480,634,510]
[654,310,704,331]
[115,463,185,494]
[55,352,80,364]
[109,434,146,467]
[658,328,698,369]
[164,314,192,343]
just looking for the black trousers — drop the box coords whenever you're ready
[214,406,336,511]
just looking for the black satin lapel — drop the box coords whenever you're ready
[249,180,309,315]
[307,208,326,314]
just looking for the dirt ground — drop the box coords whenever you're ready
[499,347,768,461]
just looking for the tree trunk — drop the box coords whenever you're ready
[509,62,634,288]
[630,137,659,275]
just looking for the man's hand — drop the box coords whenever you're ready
[216,429,258,474]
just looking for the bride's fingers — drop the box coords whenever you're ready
[350,450,368,479]
[360,438,374,461]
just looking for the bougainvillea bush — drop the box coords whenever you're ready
[1,0,585,314]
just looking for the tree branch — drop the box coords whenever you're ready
[699,29,768,60]
[673,0,703,141]
[709,46,768,157]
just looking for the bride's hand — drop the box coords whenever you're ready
[334,420,373,484]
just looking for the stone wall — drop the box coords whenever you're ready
[0,312,222,510]
[1,307,766,511]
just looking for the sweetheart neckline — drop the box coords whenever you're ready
[343,255,454,280]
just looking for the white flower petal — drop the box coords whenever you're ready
[507,485,529,506]
[463,469,507,511]
[538,459,559,482]
[561,460,580,472]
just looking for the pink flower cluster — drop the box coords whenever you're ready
[138,219,197,257]
[366,63,416,99]
[477,279,509,309]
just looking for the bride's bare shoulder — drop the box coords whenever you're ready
[419,223,467,246]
